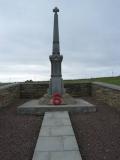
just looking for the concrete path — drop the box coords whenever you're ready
[32,111,82,160]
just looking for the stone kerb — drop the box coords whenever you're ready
[92,82,120,109]
[0,83,20,108]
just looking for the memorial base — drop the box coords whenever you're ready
[48,77,65,95]
[39,93,77,105]
[17,98,96,115]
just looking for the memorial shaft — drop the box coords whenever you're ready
[53,7,60,54]
[49,7,64,95]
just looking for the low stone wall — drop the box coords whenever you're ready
[20,82,49,98]
[92,82,120,109]
[0,83,20,108]
[1,81,120,109]
[20,82,91,98]
[64,83,91,97]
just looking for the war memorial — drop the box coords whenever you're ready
[18,7,96,114]
[16,7,95,160]
[0,6,120,160]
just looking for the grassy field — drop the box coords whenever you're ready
[64,76,120,86]
[1,76,119,86]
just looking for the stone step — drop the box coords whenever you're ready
[17,98,96,115]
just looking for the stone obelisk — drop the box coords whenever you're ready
[48,7,64,95]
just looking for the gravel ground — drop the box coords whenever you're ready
[70,97,120,160]
[0,98,120,160]
[0,99,43,160]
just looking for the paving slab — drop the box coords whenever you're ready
[33,151,82,160]
[42,117,71,126]
[51,151,82,160]
[34,151,82,160]
[50,126,74,136]
[32,111,82,160]
[63,136,78,151]
[40,126,74,136]
[36,137,63,152]
[45,111,69,118]
[17,98,96,115]
[33,151,50,160]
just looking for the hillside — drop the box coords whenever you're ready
[64,76,120,86]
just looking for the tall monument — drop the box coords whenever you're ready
[49,7,64,95]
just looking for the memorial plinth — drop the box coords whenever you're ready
[18,98,96,115]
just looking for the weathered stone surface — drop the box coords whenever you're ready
[65,83,92,97]
[20,82,49,98]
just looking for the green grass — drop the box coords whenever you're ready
[64,76,120,86]
[18,76,120,86]
[92,76,120,85]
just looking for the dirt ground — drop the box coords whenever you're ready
[0,99,43,160]
[70,97,120,160]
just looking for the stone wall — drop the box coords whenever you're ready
[20,82,49,98]
[20,82,91,98]
[0,83,20,108]
[64,83,91,97]
[92,82,120,109]
[1,81,120,109]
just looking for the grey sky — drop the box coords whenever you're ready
[0,0,120,82]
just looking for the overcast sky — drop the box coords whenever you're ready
[0,0,120,82]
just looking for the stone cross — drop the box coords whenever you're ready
[53,7,59,13]
[53,7,60,54]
